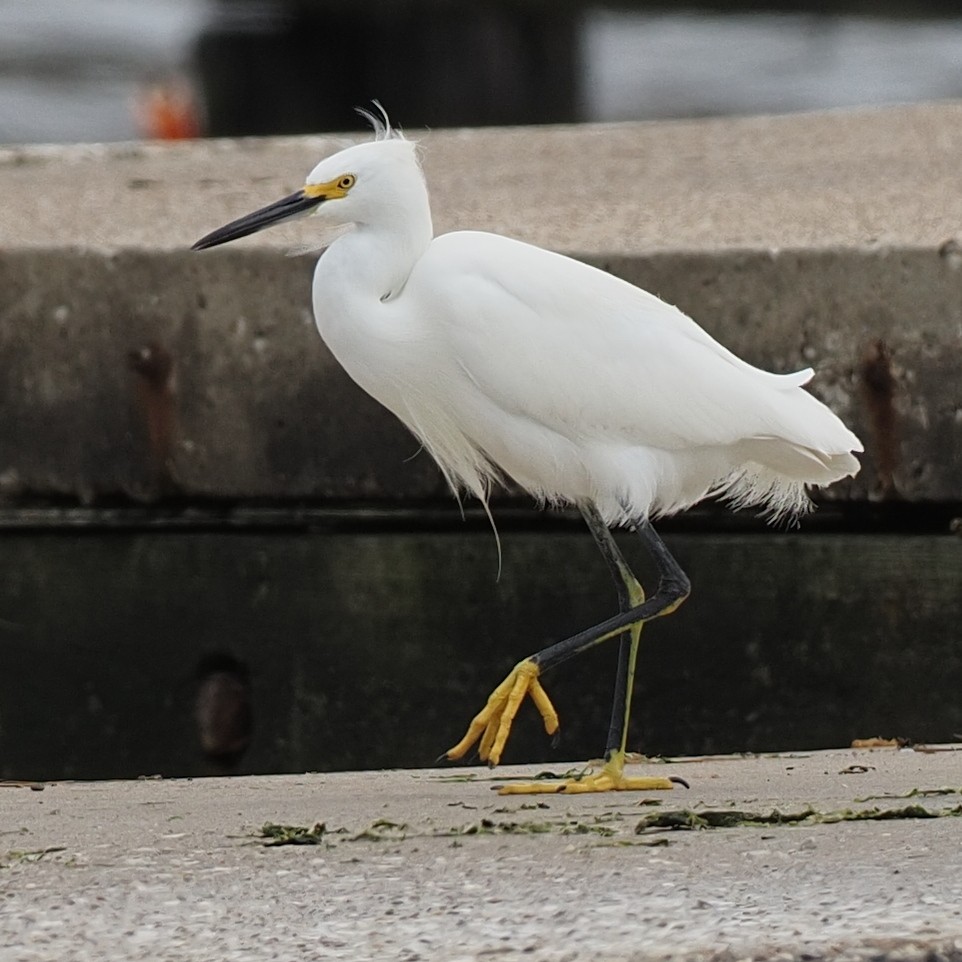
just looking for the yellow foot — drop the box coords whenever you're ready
[497,752,680,795]
[445,658,559,766]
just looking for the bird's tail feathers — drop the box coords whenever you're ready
[713,432,860,524]
[714,468,812,524]
[740,437,861,485]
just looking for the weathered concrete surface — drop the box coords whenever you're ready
[1,104,961,502]
[2,748,962,961]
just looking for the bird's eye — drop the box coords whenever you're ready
[338,175,356,191]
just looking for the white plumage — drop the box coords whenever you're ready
[194,111,863,789]
[304,133,860,526]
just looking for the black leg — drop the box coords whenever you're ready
[579,504,637,758]
[580,503,634,610]
[605,640,634,757]
[445,503,690,780]
[529,513,690,675]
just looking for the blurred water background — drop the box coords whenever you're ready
[0,0,207,143]
[1,0,961,144]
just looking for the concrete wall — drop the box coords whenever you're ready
[2,104,961,506]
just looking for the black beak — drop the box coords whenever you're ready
[191,190,325,251]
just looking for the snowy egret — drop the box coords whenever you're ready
[193,107,862,794]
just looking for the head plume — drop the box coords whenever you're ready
[355,101,400,142]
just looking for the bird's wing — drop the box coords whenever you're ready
[416,231,817,453]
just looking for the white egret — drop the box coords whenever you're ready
[193,107,862,794]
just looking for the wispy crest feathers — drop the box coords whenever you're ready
[356,101,400,141]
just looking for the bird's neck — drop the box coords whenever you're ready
[311,212,433,378]
[316,204,433,307]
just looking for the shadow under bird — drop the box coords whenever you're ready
[193,106,862,794]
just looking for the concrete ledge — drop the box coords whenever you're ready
[2,105,961,503]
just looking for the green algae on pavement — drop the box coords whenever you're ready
[635,804,962,833]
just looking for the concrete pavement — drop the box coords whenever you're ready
[3,746,962,961]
